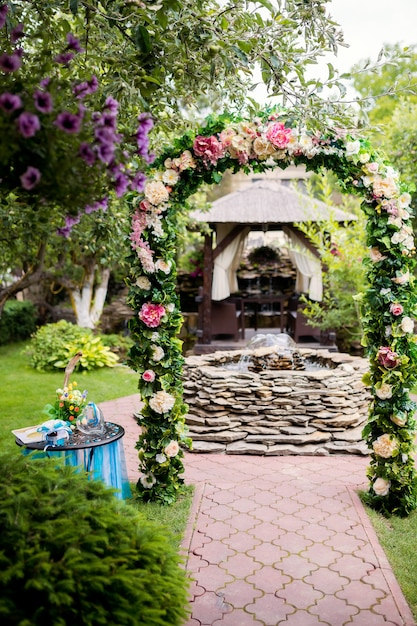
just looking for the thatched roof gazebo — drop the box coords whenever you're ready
[190,179,356,345]
[191,179,354,225]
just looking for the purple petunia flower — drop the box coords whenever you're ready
[39,77,50,88]
[55,111,82,134]
[20,166,41,190]
[97,142,115,164]
[54,51,74,65]
[18,111,41,138]
[0,52,22,73]
[33,90,53,113]
[0,92,22,113]
[85,197,108,214]
[66,33,83,53]
[11,23,24,43]
[0,4,8,30]
[73,75,98,99]
[114,172,130,197]
[130,171,146,192]
[107,161,121,175]
[73,82,88,99]
[57,213,81,237]
[138,112,154,133]
[94,125,117,145]
[104,96,119,114]
[79,142,96,165]
[96,112,117,129]
[137,132,150,158]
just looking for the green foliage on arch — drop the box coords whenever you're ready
[126,109,417,515]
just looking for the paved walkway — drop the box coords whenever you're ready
[100,395,416,626]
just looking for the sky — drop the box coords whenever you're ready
[327,0,417,74]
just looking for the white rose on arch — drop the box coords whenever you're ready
[345,140,361,156]
[151,344,165,361]
[136,276,151,290]
[400,316,415,334]
[140,473,156,489]
[375,382,393,400]
[373,477,390,497]
[164,440,180,458]
[372,434,399,458]
[149,390,176,414]
[155,259,172,274]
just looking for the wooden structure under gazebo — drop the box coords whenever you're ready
[189,177,356,348]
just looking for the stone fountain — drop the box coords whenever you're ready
[183,334,371,456]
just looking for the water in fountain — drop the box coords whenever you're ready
[237,333,300,371]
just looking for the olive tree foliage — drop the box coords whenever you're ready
[350,43,417,131]
[0,0,407,325]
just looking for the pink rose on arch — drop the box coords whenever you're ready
[265,122,292,149]
[377,346,400,369]
[139,199,151,211]
[139,302,166,328]
[142,369,156,383]
[389,303,404,316]
[193,135,224,165]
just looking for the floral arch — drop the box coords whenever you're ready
[126,110,417,515]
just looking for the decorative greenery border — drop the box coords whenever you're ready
[126,110,417,515]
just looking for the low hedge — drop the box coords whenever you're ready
[0,300,37,345]
[0,452,190,625]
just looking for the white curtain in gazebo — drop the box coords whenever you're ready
[212,224,250,300]
[288,231,323,302]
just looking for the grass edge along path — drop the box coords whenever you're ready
[363,501,417,620]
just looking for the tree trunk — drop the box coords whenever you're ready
[90,268,111,327]
[0,242,47,317]
[69,264,110,329]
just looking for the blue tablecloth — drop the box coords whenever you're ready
[18,422,131,500]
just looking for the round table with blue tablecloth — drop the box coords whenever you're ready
[15,422,131,500]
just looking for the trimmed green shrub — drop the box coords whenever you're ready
[26,320,119,371]
[0,452,190,626]
[0,300,37,345]
[100,332,134,361]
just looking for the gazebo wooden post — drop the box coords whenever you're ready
[200,232,213,344]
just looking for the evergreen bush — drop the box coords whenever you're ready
[0,452,190,626]
[0,300,37,345]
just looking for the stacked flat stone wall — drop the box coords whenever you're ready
[183,348,371,456]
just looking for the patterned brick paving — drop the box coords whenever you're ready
[100,395,416,626]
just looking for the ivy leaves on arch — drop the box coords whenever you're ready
[126,109,417,515]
